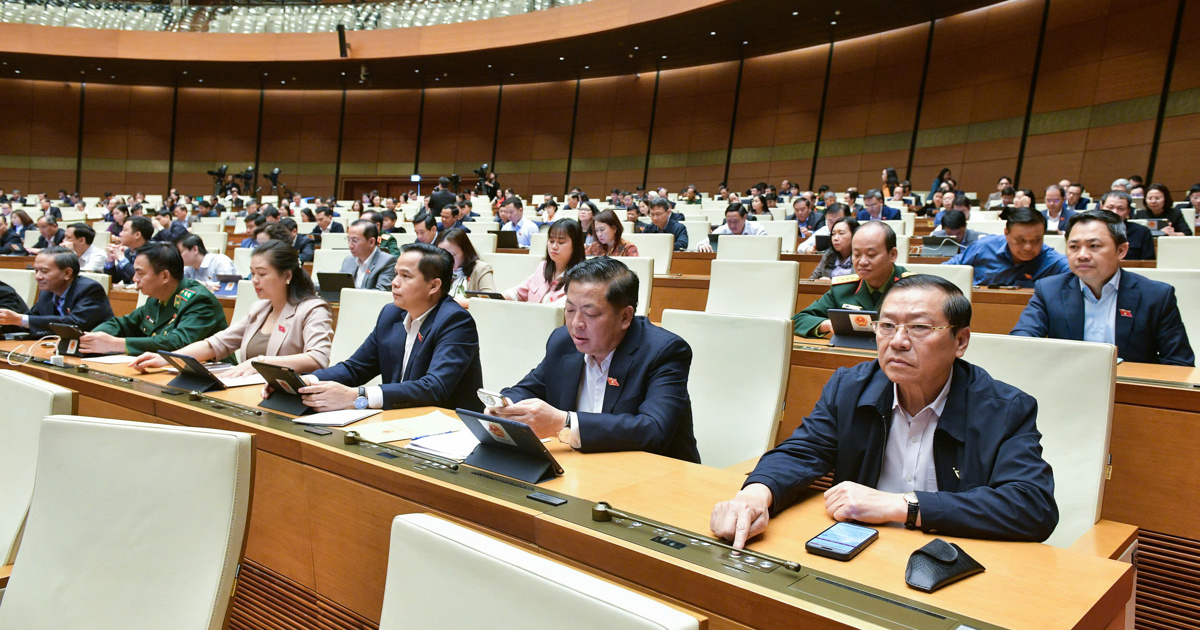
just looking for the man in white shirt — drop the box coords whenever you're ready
[338,219,397,291]
[798,203,848,253]
[500,197,539,248]
[697,204,768,252]
[176,234,238,284]
[63,222,107,272]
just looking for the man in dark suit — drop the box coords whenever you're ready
[104,216,153,285]
[281,218,315,262]
[1012,210,1193,366]
[712,275,1058,546]
[1101,190,1155,260]
[38,197,62,221]
[427,177,457,216]
[310,206,344,246]
[0,246,113,335]
[641,198,689,251]
[855,189,901,221]
[338,220,397,291]
[297,242,484,412]
[494,257,700,463]
[27,216,66,255]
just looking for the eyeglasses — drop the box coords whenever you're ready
[869,321,953,338]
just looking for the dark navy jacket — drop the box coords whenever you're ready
[503,317,700,463]
[1011,271,1194,366]
[27,276,114,336]
[313,296,484,411]
[746,359,1059,542]
[1124,220,1156,261]
[857,206,901,221]
[642,219,689,251]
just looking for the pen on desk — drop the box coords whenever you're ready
[411,429,455,441]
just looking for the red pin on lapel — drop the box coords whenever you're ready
[278,325,286,333]
[607,377,619,387]
[1119,309,1133,318]
[417,332,424,342]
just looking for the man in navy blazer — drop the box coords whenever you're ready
[299,242,484,412]
[856,189,901,221]
[1012,210,1193,366]
[0,247,114,335]
[493,257,700,463]
[712,275,1058,546]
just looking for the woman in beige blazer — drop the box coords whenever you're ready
[438,227,495,309]
[130,240,333,376]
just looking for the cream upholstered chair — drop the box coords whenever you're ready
[895,234,910,265]
[197,231,228,255]
[379,513,698,630]
[480,252,544,292]
[80,271,111,295]
[609,256,653,317]
[0,371,74,566]
[312,248,345,277]
[1133,269,1200,343]
[968,220,1007,235]
[136,291,149,308]
[22,230,40,249]
[759,220,798,253]
[880,219,906,236]
[902,263,974,300]
[189,221,222,233]
[469,298,564,391]
[329,288,396,379]
[680,220,711,252]
[1043,233,1066,254]
[1156,236,1200,269]
[623,233,673,274]
[0,269,36,307]
[715,235,781,261]
[962,334,1116,548]
[229,280,258,328]
[529,231,549,256]
[92,230,111,249]
[233,247,253,276]
[706,260,799,319]
[465,232,497,254]
[319,232,350,250]
[0,415,253,630]
[661,310,791,468]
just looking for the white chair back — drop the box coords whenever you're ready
[320,232,350,250]
[312,249,345,277]
[706,260,799,319]
[610,256,653,317]
[93,230,111,249]
[189,222,222,233]
[0,415,253,630]
[902,264,974,300]
[0,268,36,306]
[1132,269,1200,344]
[661,310,791,468]
[22,230,40,249]
[895,234,910,265]
[379,513,698,630]
[760,221,798,253]
[230,280,258,328]
[529,232,549,256]
[881,219,906,236]
[197,231,228,255]
[466,232,497,254]
[623,233,674,274]
[715,235,781,261]
[329,289,396,375]
[680,221,711,251]
[233,247,253,276]
[1156,236,1200,269]
[969,220,1007,235]
[480,252,544,292]
[1043,234,1066,254]
[962,335,1116,548]
[80,272,111,294]
[469,298,564,391]
[0,371,74,565]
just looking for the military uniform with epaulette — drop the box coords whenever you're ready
[379,232,401,256]
[92,277,228,354]
[792,265,912,337]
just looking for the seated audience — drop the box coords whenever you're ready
[810,217,857,280]
[712,275,1058,545]
[697,203,768,253]
[1041,184,1075,232]
[340,219,398,291]
[985,176,1012,206]
[310,206,345,246]
[856,189,900,221]
[1135,183,1192,235]
[280,217,315,262]
[1011,210,1193,366]
[625,206,647,233]
[151,207,189,243]
[82,243,227,354]
[360,210,401,255]
[0,246,113,335]
[500,197,539,247]
[944,207,1069,288]
[104,215,153,285]
[438,227,496,308]
[295,242,484,412]
[504,218,585,304]
[177,234,238,284]
[641,198,689,251]
[412,212,438,245]
[794,221,908,337]
[27,216,65,255]
[586,209,640,257]
[493,257,700,462]
[130,240,333,377]
[0,214,26,255]
[929,209,982,249]
[787,196,823,238]
[10,209,32,241]
[798,203,848,254]
[933,193,971,226]
[1101,191,1155,260]
[63,222,106,272]
[438,203,469,234]
[1066,183,1090,210]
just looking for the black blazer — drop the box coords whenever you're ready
[0,280,28,314]
[27,276,115,335]
[293,234,315,263]
[34,228,66,249]
[1011,270,1194,366]
[503,317,700,463]
[313,296,484,411]
[0,229,25,255]
[1124,220,1155,260]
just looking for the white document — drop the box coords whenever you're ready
[292,409,381,427]
[218,373,266,388]
[351,410,466,444]
[407,430,480,461]
[80,355,139,364]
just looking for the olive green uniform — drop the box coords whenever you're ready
[379,233,401,256]
[93,278,228,354]
[792,265,911,337]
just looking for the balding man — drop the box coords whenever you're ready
[793,221,910,337]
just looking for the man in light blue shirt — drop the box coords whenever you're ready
[500,197,540,248]
[944,207,1069,287]
[1081,268,1120,344]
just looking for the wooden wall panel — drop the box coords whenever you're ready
[340,88,421,192]
[172,88,259,196]
[418,85,499,178]
[80,84,172,195]
[568,75,654,194]
[260,89,341,197]
[494,80,575,194]
[646,61,739,193]
[1155,0,1200,192]
[0,79,79,194]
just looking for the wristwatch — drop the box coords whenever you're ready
[903,491,920,530]
[557,411,573,444]
[354,386,369,410]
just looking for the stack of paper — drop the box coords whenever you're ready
[351,410,466,444]
[408,430,480,461]
[292,409,381,427]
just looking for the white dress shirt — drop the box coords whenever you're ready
[502,217,540,247]
[798,224,830,253]
[566,350,615,449]
[1082,269,1120,345]
[184,252,238,283]
[875,376,952,494]
[711,221,769,236]
[79,245,106,272]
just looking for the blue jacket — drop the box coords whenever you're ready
[503,317,700,463]
[1124,220,1156,260]
[856,206,901,221]
[104,248,138,285]
[313,296,484,411]
[642,219,689,251]
[746,358,1058,542]
[1041,207,1076,232]
[944,234,1070,287]
[1011,271,1194,366]
[27,276,114,336]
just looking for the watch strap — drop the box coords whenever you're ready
[358,386,366,398]
[905,493,920,530]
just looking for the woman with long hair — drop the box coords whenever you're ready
[503,218,585,304]
[881,168,900,198]
[1136,183,1192,235]
[585,210,640,258]
[439,227,496,308]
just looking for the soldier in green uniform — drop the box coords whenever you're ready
[80,243,228,355]
[793,222,911,337]
[361,209,402,256]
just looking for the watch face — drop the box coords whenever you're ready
[354,397,368,410]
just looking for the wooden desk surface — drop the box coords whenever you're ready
[1,341,1131,630]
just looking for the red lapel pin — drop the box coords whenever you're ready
[607,377,619,387]
[417,332,424,342]
[278,325,286,333]
[1119,309,1133,318]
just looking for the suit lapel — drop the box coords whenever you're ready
[402,301,442,381]
[602,319,644,413]
[1062,276,1085,341]
[265,301,298,357]
[1115,272,1139,351]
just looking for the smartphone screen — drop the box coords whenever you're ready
[808,523,876,554]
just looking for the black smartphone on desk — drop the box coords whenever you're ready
[805,522,878,561]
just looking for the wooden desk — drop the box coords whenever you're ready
[0,255,33,270]
[0,343,1131,630]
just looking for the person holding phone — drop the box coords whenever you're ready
[711,275,1058,546]
[128,240,333,377]
[286,242,484,413]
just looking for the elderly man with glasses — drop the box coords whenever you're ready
[711,274,1058,545]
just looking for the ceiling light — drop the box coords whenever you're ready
[831,20,837,24]
[710,31,716,35]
